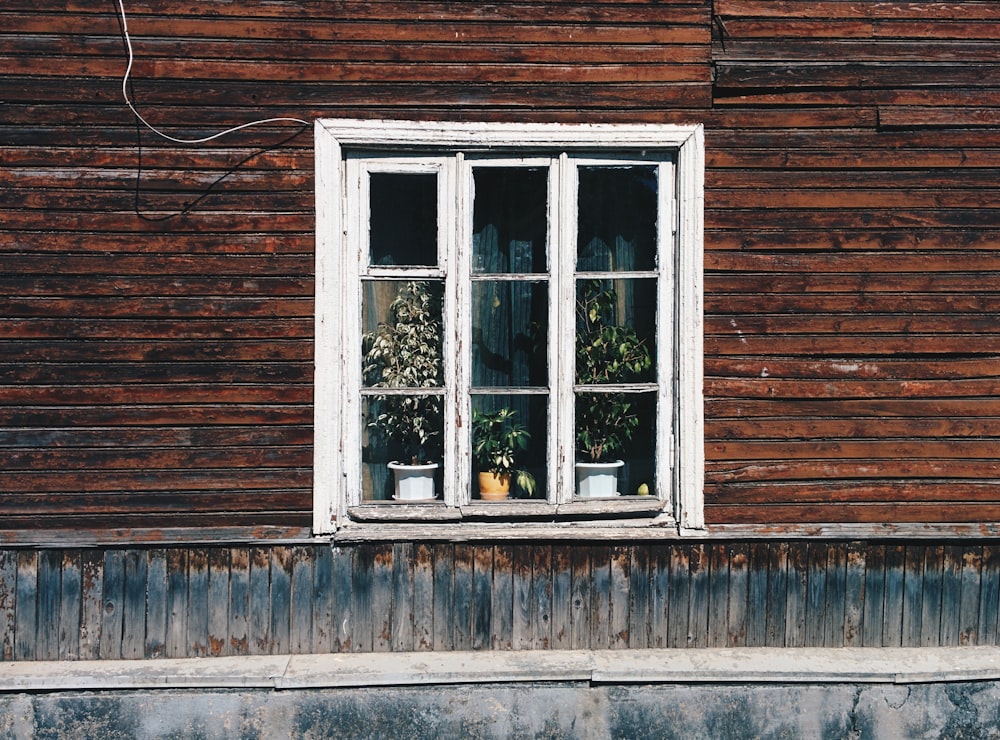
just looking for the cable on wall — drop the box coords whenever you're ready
[114,0,310,219]
[116,0,309,143]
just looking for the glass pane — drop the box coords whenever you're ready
[472,280,548,388]
[577,165,657,272]
[369,172,437,266]
[361,280,444,499]
[575,278,656,385]
[574,391,655,496]
[362,280,444,388]
[362,396,443,501]
[473,167,548,274]
[471,394,547,501]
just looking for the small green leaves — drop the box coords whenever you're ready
[362,281,444,462]
[472,407,536,495]
[575,280,652,463]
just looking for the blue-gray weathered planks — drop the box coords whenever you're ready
[3,541,1000,661]
[412,542,434,651]
[390,542,414,652]
[289,546,313,654]
[431,543,454,651]
[453,544,474,651]
[165,549,188,658]
[491,545,513,650]
[532,545,553,650]
[58,551,81,660]
[843,543,866,648]
[229,548,250,655]
[765,542,788,647]
[208,548,231,656]
[471,545,493,650]
[98,550,123,660]
[570,546,592,649]
[121,549,146,659]
[188,548,209,657]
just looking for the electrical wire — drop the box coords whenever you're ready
[116,0,310,144]
[114,0,310,219]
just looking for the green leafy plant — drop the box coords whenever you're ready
[362,281,443,464]
[575,280,652,463]
[472,407,536,496]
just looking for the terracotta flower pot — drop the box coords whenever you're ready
[478,471,511,501]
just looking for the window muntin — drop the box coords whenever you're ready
[314,120,704,535]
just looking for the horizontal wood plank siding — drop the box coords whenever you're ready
[705,1,1000,525]
[2,540,997,660]
[3,0,1000,533]
[0,1,710,535]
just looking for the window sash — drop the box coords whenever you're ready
[344,153,674,508]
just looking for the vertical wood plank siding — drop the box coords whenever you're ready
[2,541,999,660]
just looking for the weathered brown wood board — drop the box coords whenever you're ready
[1,0,1000,539]
[706,1,1000,525]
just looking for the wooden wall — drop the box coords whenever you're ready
[704,2,1000,525]
[3,0,1000,537]
[1,0,710,536]
[4,540,1000,660]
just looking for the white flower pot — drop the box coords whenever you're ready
[388,461,439,501]
[575,460,624,498]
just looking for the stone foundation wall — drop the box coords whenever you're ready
[2,681,998,739]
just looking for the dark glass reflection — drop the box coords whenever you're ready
[575,278,656,385]
[577,166,657,272]
[369,172,437,266]
[473,167,548,273]
[472,281,548,388]
[362,280,444,388]
[574,391,656,494]
[471,394,547,500]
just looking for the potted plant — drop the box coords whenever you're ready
[362,281,443,500]
[472,407,537,500]
[575,280,652,497]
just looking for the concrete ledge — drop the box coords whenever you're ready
[4,647,1000,693]
[0,655,289,692]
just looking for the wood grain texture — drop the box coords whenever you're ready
[412,543,434,651]
[14,552,38,660]
[703,0,1000,525]
[5,541,996,660]
[2,0,1000,535]
[0,553,18,661]
[58,551,81,660]
[207,548,231,657]
[122,550,147,659]
[99,550,124,660]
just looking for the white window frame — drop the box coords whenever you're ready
[314,119,705,538]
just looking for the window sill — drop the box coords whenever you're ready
[7,647,1000,691]
[347,496,665,521]
[338,499,676,541]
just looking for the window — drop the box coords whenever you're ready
[315,120,704,537]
